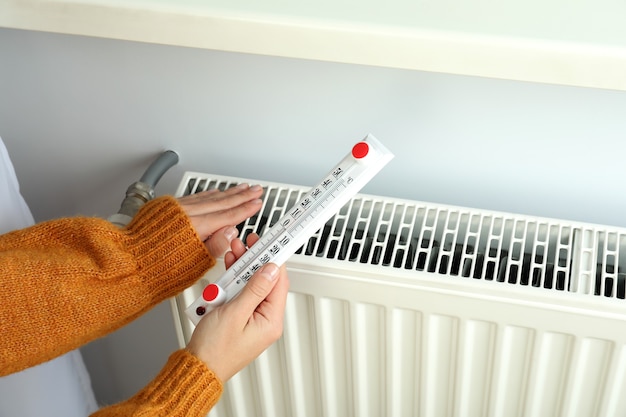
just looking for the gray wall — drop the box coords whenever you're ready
[1,27,626,405]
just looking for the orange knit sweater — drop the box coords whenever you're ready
[0,196,223,415]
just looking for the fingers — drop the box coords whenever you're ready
[193,198,262,239]
[261,264,289,313]
[179,185,264,241]
[225,233,259,269]
[179,183,244,203]
[204,226,239,258]
[245,233,260,248]
[182,184,263,217]
[224,235,286,322]
[228,263,280,320]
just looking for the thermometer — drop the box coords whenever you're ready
[185,134,394,325]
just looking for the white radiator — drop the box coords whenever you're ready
[171,172,626,417]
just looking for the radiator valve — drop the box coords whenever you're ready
[108,181,155,228]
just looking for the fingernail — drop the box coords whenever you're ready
[224,226,238,242]
[236,183,250,189]
[250,184,263,192]
[260,264,279,281]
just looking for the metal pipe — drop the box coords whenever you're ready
[139,150,179,187]
[108,150,179,227]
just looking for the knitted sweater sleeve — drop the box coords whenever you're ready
[0,196,215,375]
[92,349,222,416]
[0,195,225,414]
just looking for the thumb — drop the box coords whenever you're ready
[205,226,239,257]
[231,264,280,315]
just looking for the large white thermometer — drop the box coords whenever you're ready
[185,134,394,325]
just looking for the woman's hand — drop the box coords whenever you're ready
[177,184,264,257]
[186,233,289,382]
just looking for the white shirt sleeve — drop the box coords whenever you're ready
[0,136,99,416]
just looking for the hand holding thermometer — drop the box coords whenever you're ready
[185,134,394,325]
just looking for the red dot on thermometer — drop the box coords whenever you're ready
[352,142,369,159]
[202,283,220,301]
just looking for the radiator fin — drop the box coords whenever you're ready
[179,173,626,300]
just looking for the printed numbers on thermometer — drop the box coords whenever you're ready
[185,134,394,325]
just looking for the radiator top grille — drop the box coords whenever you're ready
[180,172,626,300]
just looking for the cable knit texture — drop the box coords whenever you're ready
[92,350,222,416]
[0,196,224,414]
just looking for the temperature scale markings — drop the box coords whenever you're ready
[229,171,351,288]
